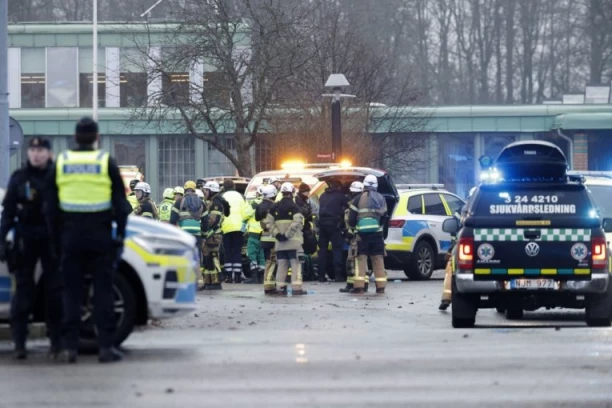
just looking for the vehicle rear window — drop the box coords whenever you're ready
[475,186,594,218]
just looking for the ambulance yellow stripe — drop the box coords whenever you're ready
[508,269,524,275]
[574,269,590,275]
[540,269,557,275]
[474,269,491,275]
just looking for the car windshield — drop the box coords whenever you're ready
[586,185,612,219]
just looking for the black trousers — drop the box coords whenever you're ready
[61,249,116,350]
[222,231,244,275]
[10,236,63,347]
[317,225,345,281]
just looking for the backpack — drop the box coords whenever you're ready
[180,194,204,219]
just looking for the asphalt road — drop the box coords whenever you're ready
[2,270,612,408]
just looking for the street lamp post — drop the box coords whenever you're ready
[93,0,98,121]
[0,0,9,187]
[323,74,355,162]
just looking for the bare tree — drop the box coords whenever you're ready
[126,0,321,177]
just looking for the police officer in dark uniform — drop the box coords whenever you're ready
[317,179,347,282]
[0,137,62,360]
[45,117,130,363]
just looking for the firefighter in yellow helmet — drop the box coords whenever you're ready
[159,188,175,223]
[171,181,208,288]
[173,186,184,205]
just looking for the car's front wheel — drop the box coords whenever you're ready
[78,272,136,351]
[405,241,435,280]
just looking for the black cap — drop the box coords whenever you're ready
[298,182,310,194]
[28,137,52,150]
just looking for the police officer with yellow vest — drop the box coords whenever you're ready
[159,188,175,223]
[46,117,130,363]
[347,175,388,294]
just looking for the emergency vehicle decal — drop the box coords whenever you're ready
[126,240,197,304]
[474,228,591,242]
[474,268,590,275]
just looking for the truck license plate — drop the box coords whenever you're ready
[506,279,559,290]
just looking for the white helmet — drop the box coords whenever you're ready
[262,185,277,199]
[268,176,281,184]
[203,180,220,193]
[280,182,294,194]
[349,181,364,193]
[134,181,151,195]
[195,189,205,199]
[363,175,378,189]
[256,185,264,196]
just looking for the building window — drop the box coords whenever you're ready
[46,47,79,108]
[159,135,195,191]
[113,137,147,181]
[162,72,189,106]
[21,48,45,108]
[204,71,229,107]
[483,133,517,159]
[438,133,474,198]
[120,48,148,108]
[79,47,106,108]
[208,138,236,176]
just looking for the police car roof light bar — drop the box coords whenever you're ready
[395,184,445,190]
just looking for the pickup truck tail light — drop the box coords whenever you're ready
[592,237,607,268]
[458,237,474,269]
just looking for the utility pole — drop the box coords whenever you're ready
[0,0,10,187]
[93,0,98,121]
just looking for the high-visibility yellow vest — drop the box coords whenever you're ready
[221,190,246,234]
[56,150,112,213]
[244,199,263,234]
[159,199,174,222]
[127,194,139,210]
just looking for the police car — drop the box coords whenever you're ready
[0,188,198,349]
[385,185,465,280]
[444,141,612,328]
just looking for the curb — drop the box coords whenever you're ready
[0,323,47,342]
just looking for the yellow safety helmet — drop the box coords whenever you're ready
[174,186,184,195]
[163,188,175,200]
[184,180,197,191]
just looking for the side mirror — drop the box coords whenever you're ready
[442,217,459,234]
[603,218,612,233]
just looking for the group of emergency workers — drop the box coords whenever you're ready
[0,115,395,362]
